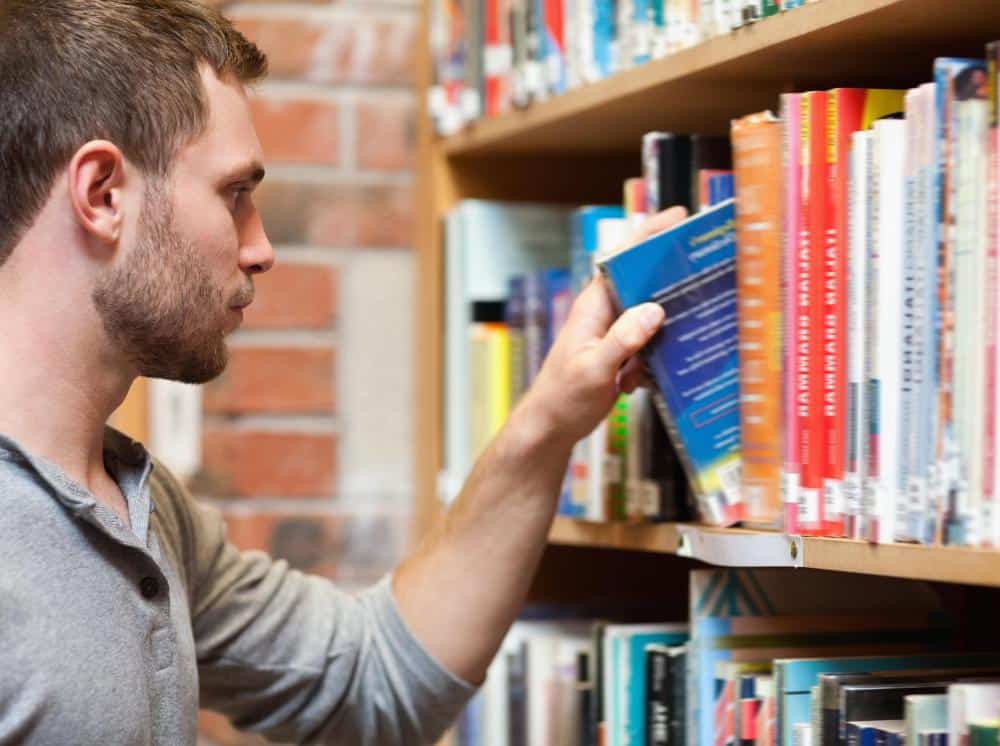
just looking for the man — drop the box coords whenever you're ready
[0,1,683,743]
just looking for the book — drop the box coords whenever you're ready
[781,92,803,533]
[646,644,687,746]
[798,90,830,535]
[845,130,871,540]
[987,42,1000,549]
[948,682,1000,746]
[868,118,907,544]
[469,320,511,457]
[643,132,695,214]
[906,693,949,746]
[845,719,906,746]
[932,57,988,545]
[732,110,784,528]
[599,200,743,526]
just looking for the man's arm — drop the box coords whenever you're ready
[394,207,687,685]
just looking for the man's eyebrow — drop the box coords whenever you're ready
[222,161,266,186]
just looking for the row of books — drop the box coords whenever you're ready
[455,568,1000,746]
[427,0,817,135]
[444,43,1000,548]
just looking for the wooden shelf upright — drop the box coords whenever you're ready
[414,0,1000,588]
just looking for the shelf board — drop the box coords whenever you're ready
[548,517,1000,587]
[439,0,1000,156]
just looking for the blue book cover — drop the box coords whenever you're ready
[598,199,741,526]
[593,0,616,80]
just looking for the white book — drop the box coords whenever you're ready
[911,82,942,544]
[947,682,1000,746]
[952,96,989,546]
[871,118,906,544]
[845,130,871,540]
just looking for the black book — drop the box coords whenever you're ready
[507,648,526,746]
[643,133,693,213]
[669,647,687,746]
[646,645,672,746]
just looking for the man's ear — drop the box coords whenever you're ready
[67,140,127,248]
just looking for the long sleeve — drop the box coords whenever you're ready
[161,473,475,744]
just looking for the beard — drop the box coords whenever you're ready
[92,180,251,384]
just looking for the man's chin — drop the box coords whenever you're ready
[139,345,229,385]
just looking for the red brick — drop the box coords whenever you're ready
[204,348,334,415]
[201,429,335,497]
[356,95,415,171]
[242,263,336,330]
[255,180,414,249]
[249,96,340,166]
[232,14,417,86]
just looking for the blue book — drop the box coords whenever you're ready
[598,199,741,526]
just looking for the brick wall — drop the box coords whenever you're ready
[195,1,420,743]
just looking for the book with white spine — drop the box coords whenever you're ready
[952,92,989,547]
[869,118,906,544]
[845,130,871,540]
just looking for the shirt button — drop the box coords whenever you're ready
[140,577,160,600]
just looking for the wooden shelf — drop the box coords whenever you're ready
[548,517,1000,588]
[439,0,1000,156]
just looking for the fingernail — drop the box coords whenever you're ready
[639,303,665,333]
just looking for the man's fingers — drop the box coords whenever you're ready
[617,356,645,394]
[592,302,665,378]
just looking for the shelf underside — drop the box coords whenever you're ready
[440,0,1000,156]
[548,518,1000,588]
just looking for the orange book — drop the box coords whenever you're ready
[732,112,784,527]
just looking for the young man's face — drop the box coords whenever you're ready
[92,66,273,384]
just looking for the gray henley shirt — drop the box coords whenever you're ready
[0,428,475,745]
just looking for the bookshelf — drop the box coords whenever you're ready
[414,0,1000,589]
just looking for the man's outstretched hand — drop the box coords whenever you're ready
[518,205,688,446]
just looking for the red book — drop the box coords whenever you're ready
[484,0,512,116]
[797,90,829,535]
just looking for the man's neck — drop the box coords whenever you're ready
[0,297,134,494]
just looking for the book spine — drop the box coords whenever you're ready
[543,0,565,94]
[863,121,882,543]
[824,90,849,536]
[954,88,990,547]
[781,92,802,533]
[647,648,671,746]
[845,130,871,540]
[873,118,907,544]
[899,87,922,542]
[797,90,830,534]
[732,111,784,527]
[987,43,1000,549]
[910,83,942,544]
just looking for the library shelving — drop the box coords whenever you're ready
[414,0,1000,591]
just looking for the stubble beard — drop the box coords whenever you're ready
[92,180,231,384]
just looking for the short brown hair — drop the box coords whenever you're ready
[0,0,268,264]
